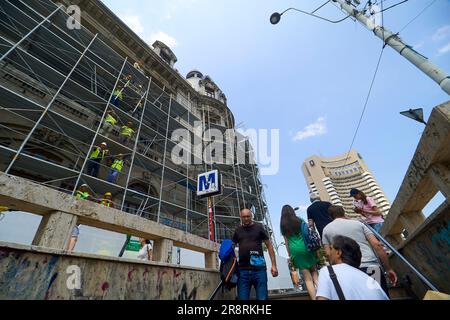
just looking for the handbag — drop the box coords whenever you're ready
[327,265,346,300]
[300,219,322,252]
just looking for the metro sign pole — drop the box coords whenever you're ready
[208,197,214,241]
[197,170,222,242]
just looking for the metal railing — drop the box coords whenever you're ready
[363,221,439,292]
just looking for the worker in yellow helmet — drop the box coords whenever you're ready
[107,154,129,184]
[112,86,124,107]
[75,184,93,201]
[100,109,118,138]
[99,192,115,208]
[86,142,109,178]
[120,121,135,146]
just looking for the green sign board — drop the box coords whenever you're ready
[126,240,141,252]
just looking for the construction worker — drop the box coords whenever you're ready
[112,87,123,107]
[120,121,135,145]
[100,109,118,138]
[99,192,115,208]
[75,184,93,201]
[107,154,128,184]
[131,99,144,120]
[86,142,109,178]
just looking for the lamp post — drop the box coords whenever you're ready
[270,0,450,95]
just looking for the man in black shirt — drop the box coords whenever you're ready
[306,192,332,239]
[232,208,278,300]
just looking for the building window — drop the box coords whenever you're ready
[205,87,215,98]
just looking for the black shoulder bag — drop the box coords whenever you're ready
[327,265,346,300]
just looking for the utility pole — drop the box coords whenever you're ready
[332,0,450,95]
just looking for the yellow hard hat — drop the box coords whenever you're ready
[105,192,112,197]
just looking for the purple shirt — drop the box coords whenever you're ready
[353,196,384,224]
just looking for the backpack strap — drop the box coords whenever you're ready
[327,266,346,300]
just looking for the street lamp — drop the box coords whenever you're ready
[270,6,351,25]
[400,108,427,125]
[270,0,450,95]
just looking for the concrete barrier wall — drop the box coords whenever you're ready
[389,204,450,299]
[0,242,234,300]
[0,172,219,269]
[380,101,450,298]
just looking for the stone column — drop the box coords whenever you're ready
[32,211,77,250]
[153,238,173,263]
[205,251,219,270]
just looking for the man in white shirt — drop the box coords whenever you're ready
[137,238,153,261]
[316,235,388,300]
[322,205,397,296]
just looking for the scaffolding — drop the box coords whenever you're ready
[0,0,277,245]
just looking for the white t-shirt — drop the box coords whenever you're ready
[137,243,153,261]
[316,264,389,300]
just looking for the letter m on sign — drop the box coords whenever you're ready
[197,170,221,198]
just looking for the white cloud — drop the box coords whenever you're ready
[149,31,178,48]
[432,25,450,42]
[438,42,450,55]
[119,14,145,36]
[293,117,327,142]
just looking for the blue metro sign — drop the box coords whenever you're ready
[197,170,221,198]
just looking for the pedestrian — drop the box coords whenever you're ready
[137,238,153,261]
[350,188,384,232]
[68,223,81,252]
[306,191,333,239]
[75,183,93,201]
[86,142,108,178]
[99,192,115,208]
[322,205,397,296]
[120,121,135,145]
[107,154,128,184]
[232,207,278,300]
[280,205,319,300]
[316,235,389,300]
[111,87,123,107]
[100,109,118,138]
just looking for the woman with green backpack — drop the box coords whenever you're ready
[280,204,319,300]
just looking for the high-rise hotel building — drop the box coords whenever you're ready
[301,150,391,219]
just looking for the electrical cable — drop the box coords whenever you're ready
[398,0,437,33]
[343,47,385,166]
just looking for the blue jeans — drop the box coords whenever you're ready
[86,159,100,177]
[237,269,268,300]
[369,222,383,233]
[107,168,119,183]
[112,96,120,107]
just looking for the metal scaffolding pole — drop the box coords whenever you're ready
[0,4,63,62]
[5,34,99,174]
[72,56,128,194]
[157,93,172,223]
[206,105,217,242]
[226,108,241,217]
[120,77,152,211]
[185,91,191,232]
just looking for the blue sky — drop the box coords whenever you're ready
[99,0,450,254]
[1,1,449,261]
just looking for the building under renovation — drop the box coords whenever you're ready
[0,0,276,246]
